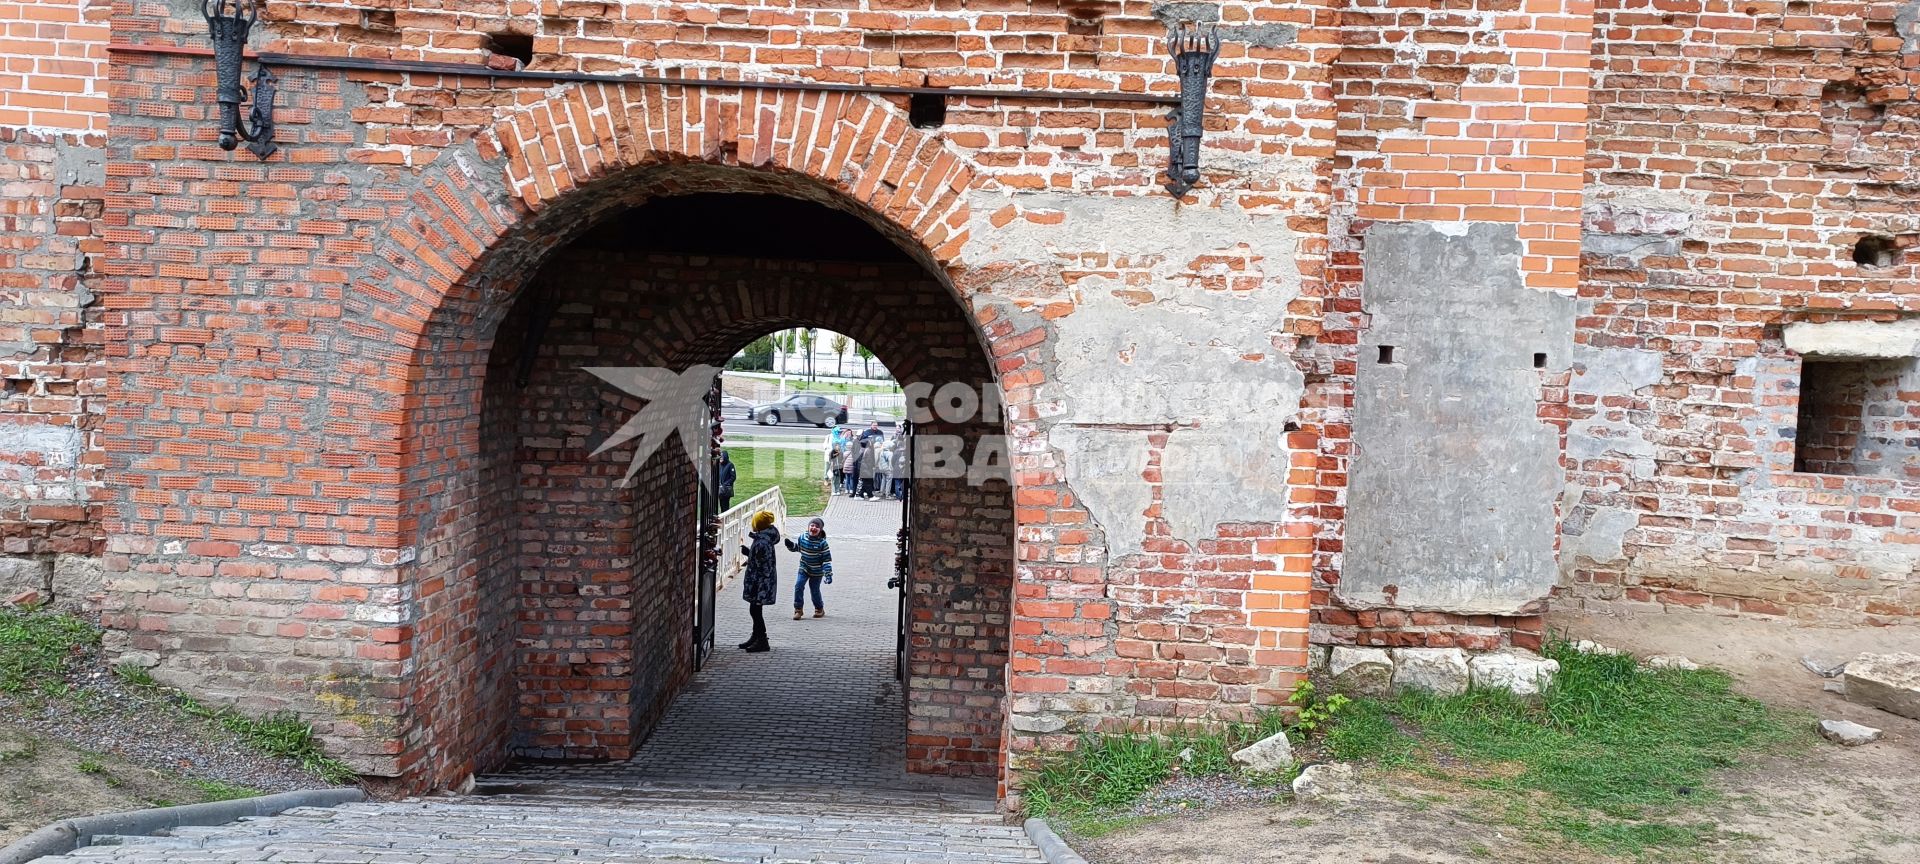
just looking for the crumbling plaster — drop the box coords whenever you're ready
[962,193,1306,559]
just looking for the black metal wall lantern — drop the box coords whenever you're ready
[1164,23,1220,198]
[203,0,277,159]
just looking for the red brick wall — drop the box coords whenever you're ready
[43,0,1914,797]
[1563,0,1920,624]
[0,0,108,585]
[1311,0,1592,651]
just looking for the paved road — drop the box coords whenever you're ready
[723,417,898,440]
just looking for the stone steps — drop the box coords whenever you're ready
[37,794,1043,863]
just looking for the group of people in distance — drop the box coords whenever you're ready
[826,421,907,500]
[732,421,907,654]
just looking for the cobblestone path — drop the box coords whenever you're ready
[490,494,970,794]
[36,789,1043,863]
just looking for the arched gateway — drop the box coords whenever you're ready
[102,84,1016,791]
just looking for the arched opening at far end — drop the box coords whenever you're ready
[403,184,1012,795]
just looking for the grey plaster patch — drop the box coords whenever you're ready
[965,193,1305,556]
[1340,222,1573,614]
[965,194,1303,428]
[1050,427,1151,560]
[1564,507,1637,565]
[1581,197,1693,262]
[52,140,104,187]
[1152,2,1222,24]
[1161,427,1291,547]
[1149,4,1297,47]
[1571,344,1664,397]
[0,422,82,472]
[1900,1,1920,55]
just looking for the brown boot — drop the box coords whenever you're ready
[813,607,825,618]
[793,609,804,620]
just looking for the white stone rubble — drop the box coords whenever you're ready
[1817,719,1883,747]
[1391,647,1470,697]
[1843,653,1920,721]
[1469,649,1560,697]
[1328,646,1394,697]
[1230,730,1296,774]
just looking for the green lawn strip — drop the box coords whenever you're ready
[727,445,828,516]
[0,605,100,696]
[1022,696,1303,836]
[189,778,263,802]
[1360,642,1809,857]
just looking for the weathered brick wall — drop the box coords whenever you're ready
[47,0,1920,797]
[1564,0,1920,624]
[0,0,108,607]
[1310,0,1591,652]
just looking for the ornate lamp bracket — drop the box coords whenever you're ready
[203,0,277,159]
[1163,23,1220,198]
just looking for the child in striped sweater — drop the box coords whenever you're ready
[784,517,833,619]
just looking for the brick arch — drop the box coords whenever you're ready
[377,92,1003,790]
[480,84,976,265]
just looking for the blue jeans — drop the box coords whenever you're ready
[793,572,824,610]
[842,471,859,495]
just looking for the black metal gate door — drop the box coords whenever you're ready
[889,422,911,681]
[694,375,722,670]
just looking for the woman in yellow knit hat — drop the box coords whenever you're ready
[737,510,780,652]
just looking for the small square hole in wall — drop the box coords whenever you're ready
[1377,345,1395,365]
[486,33,534,66]
[1853,235,1899,269]
[1794,357,1920,478]
[908,92,947,129]
[1534,352,1548,369]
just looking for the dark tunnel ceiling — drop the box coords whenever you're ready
[572,192,913,262]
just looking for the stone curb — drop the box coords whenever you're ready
[0,788,364,864]
[1023,817,1090,864]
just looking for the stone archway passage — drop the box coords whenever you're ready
[397,189,1012,791]
[488,495,989,795]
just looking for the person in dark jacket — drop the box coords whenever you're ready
[716,451,737,510]
[737,510,779,653]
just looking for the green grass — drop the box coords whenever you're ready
[1018,645,1806,859]
[114,661,158,687]
[77,756,106,774]
[0,609,355,786]
[1022,712,1293,835]
[0,606,100,696]
[189,778,261,802]
[1348,641,1810,857]
[175,696,357,785]
[727,445,829,516]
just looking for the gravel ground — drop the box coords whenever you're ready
[1129,773,1286,817]
[2,655,329,795]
